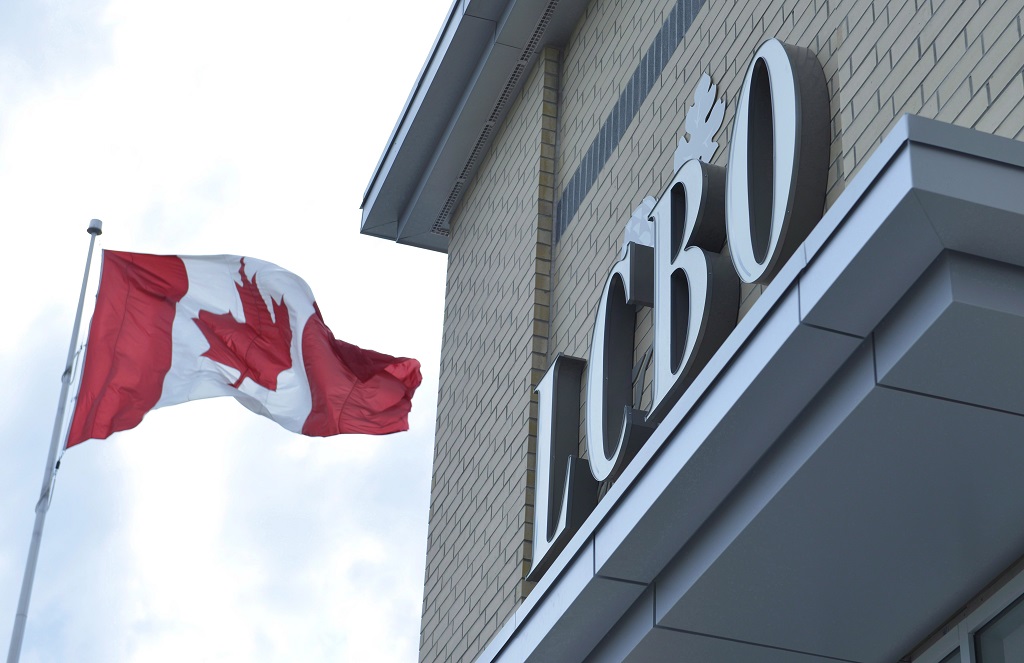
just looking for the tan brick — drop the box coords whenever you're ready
[420,49,563,662]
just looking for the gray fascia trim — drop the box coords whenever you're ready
[361,0,467,212]
[361,0,590,251]
[473,115,1024,662]
[394,38,524,242]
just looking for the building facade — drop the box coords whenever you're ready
[362,0,1024,661]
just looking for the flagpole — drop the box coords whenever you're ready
[7,219,103,663]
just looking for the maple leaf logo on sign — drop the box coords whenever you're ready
[620,195,657,257]
[674,72,726,170]
[193,258,293,391]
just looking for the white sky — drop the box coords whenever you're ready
[0,1,451,661]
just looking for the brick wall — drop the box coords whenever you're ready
[420,49,559,663]
[422,0,1024,660]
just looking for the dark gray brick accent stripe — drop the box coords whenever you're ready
[555,0,706,241]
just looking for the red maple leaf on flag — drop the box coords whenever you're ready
[193,258,293,390]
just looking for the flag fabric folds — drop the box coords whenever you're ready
[66,251,422,447]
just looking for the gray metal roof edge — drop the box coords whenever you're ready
[360,0,591,251]
[360,0,467,212]
[392,38,532,242]
[472,114,1024,662]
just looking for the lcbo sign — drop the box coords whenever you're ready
[529,39,831,580]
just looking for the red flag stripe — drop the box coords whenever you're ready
[67,252,188,447]
[301,306,422,436]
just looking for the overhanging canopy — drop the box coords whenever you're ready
[475,116,1024,662]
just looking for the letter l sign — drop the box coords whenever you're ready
[527,355,597,582]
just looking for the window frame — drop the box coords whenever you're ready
[916,568,1024,662]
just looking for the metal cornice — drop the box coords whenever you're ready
[359,0,589,253]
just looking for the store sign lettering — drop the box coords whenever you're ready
[529,39,831,581]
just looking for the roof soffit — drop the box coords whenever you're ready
[360,0,590,252]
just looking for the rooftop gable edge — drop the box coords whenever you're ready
[359,0,590,251]
[360,0,476,218]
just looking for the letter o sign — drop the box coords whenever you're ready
[726,39,830,284]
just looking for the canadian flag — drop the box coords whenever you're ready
[66,251,422,447]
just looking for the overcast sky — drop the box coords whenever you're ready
[0,1,451,661]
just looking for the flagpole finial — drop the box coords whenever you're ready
[88,219,103,236]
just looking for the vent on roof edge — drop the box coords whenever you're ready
[430,0,560,238]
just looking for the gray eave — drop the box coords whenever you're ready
[475,116,1024,662]
[359,0,589,253]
